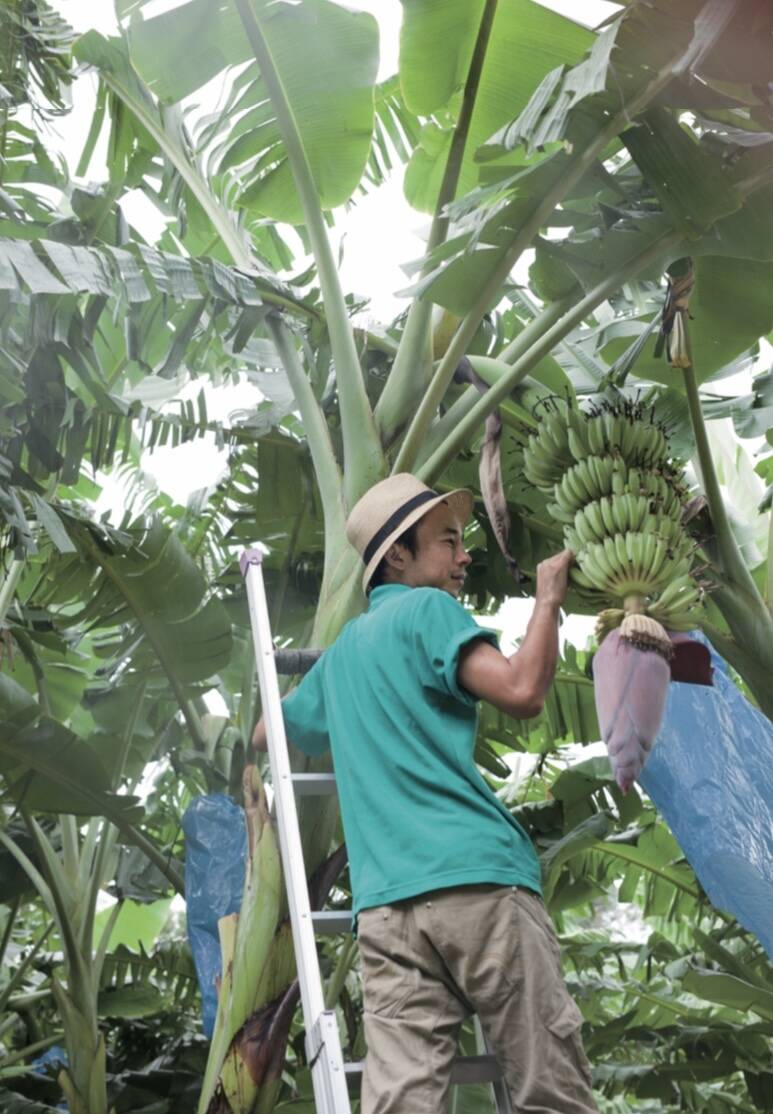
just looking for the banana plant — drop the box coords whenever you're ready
[2,0,773,1110]
[0,813,123,1114]
[139,1,770,1105]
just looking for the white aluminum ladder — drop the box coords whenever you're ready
[241,547,512,1114]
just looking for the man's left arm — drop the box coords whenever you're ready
[251,687,296,752]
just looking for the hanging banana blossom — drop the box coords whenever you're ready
[654,258,695,368]
[453,357,526,583]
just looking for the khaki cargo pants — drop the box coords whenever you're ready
[357,884,598,1113]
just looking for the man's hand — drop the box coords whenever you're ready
[251,717,268,752]
[534,548,575,610]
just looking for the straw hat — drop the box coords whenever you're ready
[346,474,474,593]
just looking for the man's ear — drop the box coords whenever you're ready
[383,542,407,572]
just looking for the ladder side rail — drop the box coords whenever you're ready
[242,550,352,1112]
[473,1015,513,1114]
[241,550,327,1025]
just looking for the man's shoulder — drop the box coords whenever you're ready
[397,588,474,638]
[412,586,467,613]
[337,587,468,643]
[384,585,465,617]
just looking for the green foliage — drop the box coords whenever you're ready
[124,0,379,224]
[400,0,591,209]
[1,0,772,1111]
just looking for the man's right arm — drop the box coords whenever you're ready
[250,676,330,758]
[457,549,573,719]
[251,717,268,752]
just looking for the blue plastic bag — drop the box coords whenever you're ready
[639,631,773,958]
[31,1045,67,1071]
[30,1045,68,1109]
[182,794,247,1035]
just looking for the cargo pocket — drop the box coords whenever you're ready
[358,907,419,1019]
[546,988,583,1039]
[510,887,563,968]
[545,986,594,1090]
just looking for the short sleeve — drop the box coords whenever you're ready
[412,589,499,706]
[281,660,331,756]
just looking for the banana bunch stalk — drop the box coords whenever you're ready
[522,395,703,655]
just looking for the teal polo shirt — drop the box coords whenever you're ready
[281,584,541,920]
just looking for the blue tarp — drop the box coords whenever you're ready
[182,793,247,1036]
[639,631,773,959]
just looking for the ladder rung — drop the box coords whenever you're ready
[311,910,353,934]
[291,772,337,795]
[343,1054,503,1085]
[450,1054,503,1085]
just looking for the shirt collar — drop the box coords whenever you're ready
[367,584,412,609]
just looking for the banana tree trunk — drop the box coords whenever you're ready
[0,814,123,1114]
[51,979,109,1114]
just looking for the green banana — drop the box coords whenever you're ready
[599,496,616,535]
[513,396,701,632]
[567,427,586,463]
[547,502,576,526]
[586,415,606,456]
[652,572,696,611]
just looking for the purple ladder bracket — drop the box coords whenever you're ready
[239,548,264,578]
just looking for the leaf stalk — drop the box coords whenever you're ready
[375,0,499,445]
[417,232,681,484]
[682,358,766,608]
[233,0,384,503]
[263,317,344,540]
[0,558,24,628]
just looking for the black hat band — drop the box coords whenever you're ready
[363,490,439,566]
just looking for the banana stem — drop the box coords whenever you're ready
[0,558,24,627]
[497,296,574,366]
[233,0,384,503]
[624,594,646,615]
[376,0,499,445]
[682,359,765,609]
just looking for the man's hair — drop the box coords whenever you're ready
[367,520,420,593]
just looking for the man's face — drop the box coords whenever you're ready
[395,501,471,597]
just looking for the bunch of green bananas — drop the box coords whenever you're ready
[522,396,702,648]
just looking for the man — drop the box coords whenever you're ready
[253,474,598,1113]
